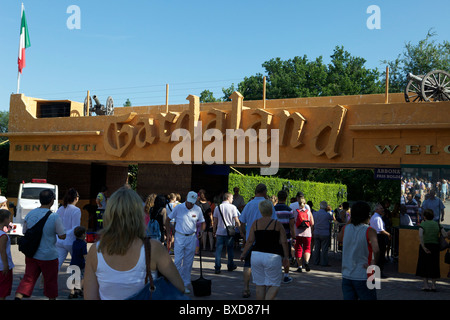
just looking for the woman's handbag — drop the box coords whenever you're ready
[445,249,450,264]
[126,237,189,300]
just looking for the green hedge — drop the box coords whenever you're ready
[228,173,347,211]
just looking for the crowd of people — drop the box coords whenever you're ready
[0,179,449,301]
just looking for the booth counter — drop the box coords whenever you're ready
[398,225,449,278]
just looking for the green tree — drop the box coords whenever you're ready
[220,46,383,101]
[123,99,132,107]
[0,111,9,142]
[199,90,219,103]
[221,83,237,101]
[323,46,383,96]
[382,29,450,93]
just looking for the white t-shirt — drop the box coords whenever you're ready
[369,212,385,234]
[167,202,205,235]
[56,204,81,246]
[213,201,239,236]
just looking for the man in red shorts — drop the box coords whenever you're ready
[15,189,66,300]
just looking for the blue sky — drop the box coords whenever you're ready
[1,0,450,112]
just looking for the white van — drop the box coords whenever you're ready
[8,179,59,240]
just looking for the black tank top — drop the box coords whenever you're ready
[252,219,283,256]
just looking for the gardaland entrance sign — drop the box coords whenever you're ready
[5,92,450,171]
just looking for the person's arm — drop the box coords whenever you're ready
[55,215,66,240]
[233,216,241,228]
[378,217,391,239]
[0,235,9,274]
[309,211,314,227]
[152,239,184,293]
[367,227,380,266]
[277,221,289,268]
[418,228,430,254]
[289,217,295,242]
[84,244,100,300]
[240,221,256,260]
[213,217,219,236]
[165,206,176,243]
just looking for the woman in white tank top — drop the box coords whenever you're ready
[84,187,185,300]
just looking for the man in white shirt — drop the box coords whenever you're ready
[213,192,241,274]
[166,191,205,293]
[369,203,391,278]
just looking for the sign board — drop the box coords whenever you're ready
[374,168,401,180]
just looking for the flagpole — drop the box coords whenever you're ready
[16,3,24,94]
[16,73,21,94]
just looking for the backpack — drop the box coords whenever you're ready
[146,219,161,240]
[295,208,311,228]
[18,210,52,258]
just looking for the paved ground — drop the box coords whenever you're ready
[6,241,450,301]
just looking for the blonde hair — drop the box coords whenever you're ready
[258,199,274,217]
[168,193,177,201]
[144,193,157,214]
[98,186,146,255]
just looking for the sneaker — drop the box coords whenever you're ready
[305,263,310,272]
[296,267,302,273]
[227,265,237,272]
[283,276,293,284]
[214,269,221,274]
[184,288,191,294]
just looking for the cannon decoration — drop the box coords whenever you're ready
[405,69,450,102]
[84,95,114,116]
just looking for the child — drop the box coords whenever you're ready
[69,226,87,299]
[0,209,14,300]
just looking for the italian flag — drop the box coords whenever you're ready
[18,4,30,74]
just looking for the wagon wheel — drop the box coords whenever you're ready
[106,96,114,115]
[404,76,424,102]
[84,96,93,116]
[421,70,450,102]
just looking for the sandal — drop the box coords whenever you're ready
[242,290,251,298]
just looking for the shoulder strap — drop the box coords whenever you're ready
[143,237,155,292]
[218,204,226,223]
[34,210,52,229]
[264,219,274,231]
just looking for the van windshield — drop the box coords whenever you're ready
[21,187,55,200]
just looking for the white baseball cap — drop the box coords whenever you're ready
[186,191,198,204]
[0,196,6,204]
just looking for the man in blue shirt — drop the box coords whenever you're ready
[312,201,335,266]
[15,189,66,300]
[239,183,277,298]
[421,189,445,222]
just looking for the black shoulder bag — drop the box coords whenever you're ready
[218,204,236,237]
[18,210,52,258]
